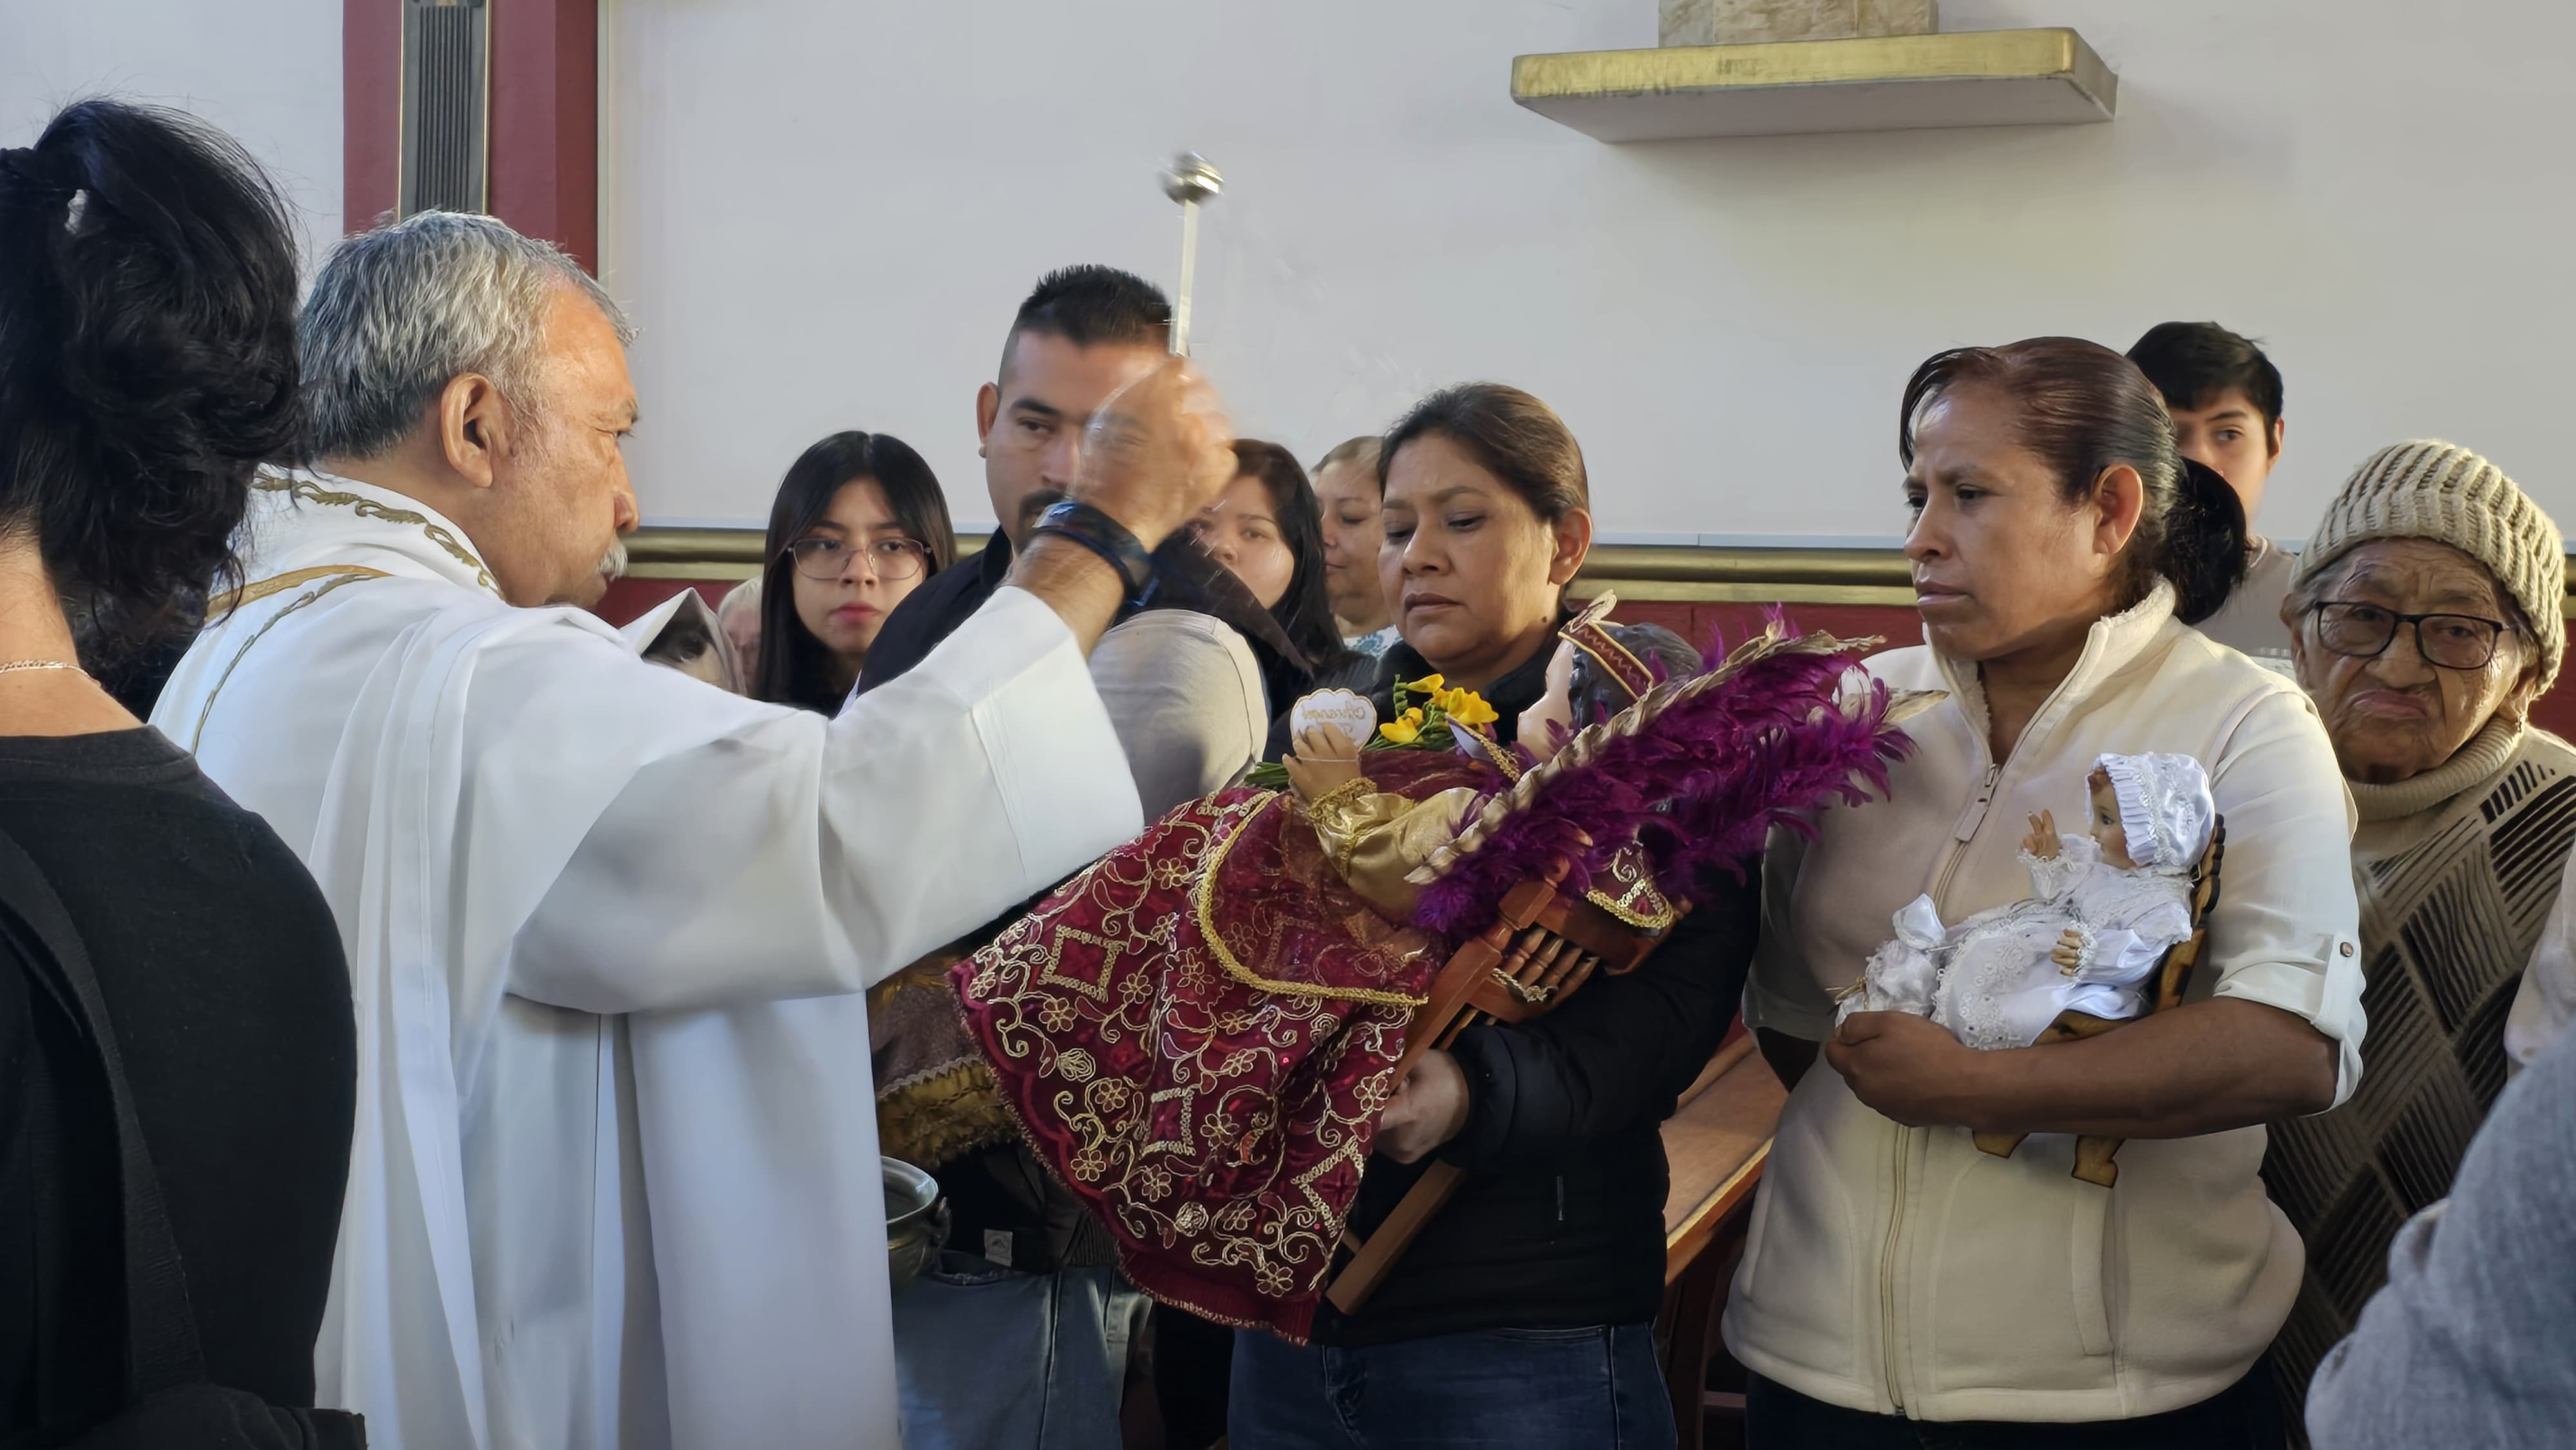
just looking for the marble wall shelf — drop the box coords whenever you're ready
[1512,28,2117,142]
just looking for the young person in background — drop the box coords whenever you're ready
[2128,321,2294,668]
[1312,434,1399,655]
[749,430,953,712]
[1197,440,1364,693]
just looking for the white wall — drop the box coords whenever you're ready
[13,1,2565,541]
[601,0,2576,542]
[0,0,343,267]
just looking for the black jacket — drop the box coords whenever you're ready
[1309,639,1763,1344]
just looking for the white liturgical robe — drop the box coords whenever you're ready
[151,472,1144,1450]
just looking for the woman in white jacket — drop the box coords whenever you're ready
[1725,338,2367,1447]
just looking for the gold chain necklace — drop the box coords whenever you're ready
[0,659,84,677]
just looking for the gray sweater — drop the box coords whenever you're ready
[2306,1013,2576,1447]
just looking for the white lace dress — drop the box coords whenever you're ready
[1922,834,2195,1050]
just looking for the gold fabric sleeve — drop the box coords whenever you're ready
[1302,781,1481,918]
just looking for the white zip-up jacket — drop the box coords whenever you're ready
[1723,584,2367,1423]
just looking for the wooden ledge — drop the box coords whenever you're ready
[1662,1033,1786,1284]
[1513,28,2118,142]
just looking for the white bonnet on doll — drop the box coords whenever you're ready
[2093,752,2215,873]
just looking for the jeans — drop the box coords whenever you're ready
[1228,1323,1676,1449]
[1743,1364,2286,1450]
[889,1252,1148,1450]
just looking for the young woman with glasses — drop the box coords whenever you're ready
[752,431,956,711]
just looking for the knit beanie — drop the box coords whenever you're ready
[2293,440,2564,691]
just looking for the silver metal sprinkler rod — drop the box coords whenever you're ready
[1160,152,1223,357]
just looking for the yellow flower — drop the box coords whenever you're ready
[1403,673,1445,694]
[1379,708,1425,745]
[1441,690,1499,727]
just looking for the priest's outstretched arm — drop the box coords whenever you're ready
[507,361,1236,1013]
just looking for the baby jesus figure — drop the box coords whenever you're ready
[1278,639,1594,919]
[951,610,1915,1339]
[1841,751,2217,1052]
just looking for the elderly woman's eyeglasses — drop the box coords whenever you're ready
[784,536,931,583]
[2309,601,2512,671]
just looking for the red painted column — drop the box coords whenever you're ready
[341,0,600,273]
[342,0,401,232]
[488,0,600,270]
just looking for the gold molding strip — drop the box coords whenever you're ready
[623,527,2576,608]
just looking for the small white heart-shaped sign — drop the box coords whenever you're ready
[1289,688,1379,747]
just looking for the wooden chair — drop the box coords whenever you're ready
[1323,859,1678,1314]
[1971,817,2226,1187]
[1654,1032,1786,1450]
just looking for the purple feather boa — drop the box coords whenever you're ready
[1409,632,1913,936]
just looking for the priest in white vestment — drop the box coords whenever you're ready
[151,212,1233,1450]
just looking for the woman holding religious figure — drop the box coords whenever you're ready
[1728,338,2363,1447]
[748,429,954,711]
[1217,383,1766,1448]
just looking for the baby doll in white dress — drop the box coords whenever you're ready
[1840,751,2217,1051]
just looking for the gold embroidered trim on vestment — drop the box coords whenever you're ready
[255,475,497,591]
[189,569,385,749]
[206,563,391,617]
[1191,792,1433,1010]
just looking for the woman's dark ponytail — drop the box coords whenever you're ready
[2162,457,2249,626]
[0,99,303,663]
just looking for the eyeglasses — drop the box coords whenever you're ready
[2309,601,2514,671]
[783,536,931,583]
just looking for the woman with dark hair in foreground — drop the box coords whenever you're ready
[1226,384,1764,1449]
[0,101,358,1443]
[1728,338,2360,1447]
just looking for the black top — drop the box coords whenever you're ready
[0,729,354,1431]
[1309,639,1763,1345]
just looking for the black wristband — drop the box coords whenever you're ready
[1032,500,1155,603]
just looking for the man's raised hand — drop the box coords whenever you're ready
[1070,357,1235,551]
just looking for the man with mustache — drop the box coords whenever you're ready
[154,211,1236,1450]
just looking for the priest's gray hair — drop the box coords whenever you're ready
[299,210,633,461]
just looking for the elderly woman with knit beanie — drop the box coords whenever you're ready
[2261,439,2571,1421]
